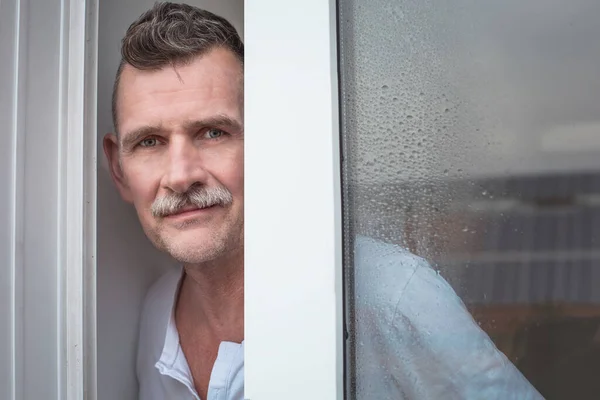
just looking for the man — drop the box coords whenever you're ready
[104,3,243,399]
[105,2,543,400]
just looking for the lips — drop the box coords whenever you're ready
[167,203,216,218]
[179,204,202,213]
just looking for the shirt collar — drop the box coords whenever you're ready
[155,266,188,372]
[153,265,245,386]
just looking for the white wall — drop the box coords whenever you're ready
[96,1,243,399]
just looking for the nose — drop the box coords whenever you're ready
[163,137,207,193]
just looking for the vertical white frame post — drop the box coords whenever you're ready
[0,0,97,398]
[244,0,344,399]
[63,0,98,399]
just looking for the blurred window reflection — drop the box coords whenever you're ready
[338,1,600,399]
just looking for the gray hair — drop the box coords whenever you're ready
[151,184,233,218]
[112,1,244,134]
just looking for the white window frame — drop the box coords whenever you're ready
[64,1,98,399]
[1,0,97,399]
[244,0,344,399]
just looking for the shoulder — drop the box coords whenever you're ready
[353,235,430,278]
[353,234,482,343]
[352,236,542,399]
[353,235,491,337]
[353,235,446,315]
[136,267,182,380]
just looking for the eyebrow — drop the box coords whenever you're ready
[182,115,243,133]
[120,125,162,151]
[120,114,243,151]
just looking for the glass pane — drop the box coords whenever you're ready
[338,0,600,399]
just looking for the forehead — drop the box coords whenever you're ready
[117,48,243,137]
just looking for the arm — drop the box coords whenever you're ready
[353,237,544,399]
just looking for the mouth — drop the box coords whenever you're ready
[166,204,218,219]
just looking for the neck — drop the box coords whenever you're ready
[175,248,244,343]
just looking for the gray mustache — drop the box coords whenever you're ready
[151,185,233,218]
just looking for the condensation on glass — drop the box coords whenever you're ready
[338,0,600,399]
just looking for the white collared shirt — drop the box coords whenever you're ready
[351,236,543,399]
[136,236,542,400]
[136,266,244,400]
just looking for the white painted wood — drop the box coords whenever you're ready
[61,0,98,399]
[0,0,21,398]
[16,0,63,398]
[0,0,97,398]
[244,0,344,398]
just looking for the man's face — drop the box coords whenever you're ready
[105,48,244,265]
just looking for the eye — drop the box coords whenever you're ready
[205,128,225,139]
[140,137,158,147]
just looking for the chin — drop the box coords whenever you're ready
[163,234,228,265]
[146,220,242,265]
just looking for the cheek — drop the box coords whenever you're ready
[123,163,161,207]
[205,144,244,193]
[225,149,244,195]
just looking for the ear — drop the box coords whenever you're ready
[103,133,133,203]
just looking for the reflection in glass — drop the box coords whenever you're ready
[338,0,600,399]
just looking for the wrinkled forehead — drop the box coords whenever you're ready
[115,49,243,136]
